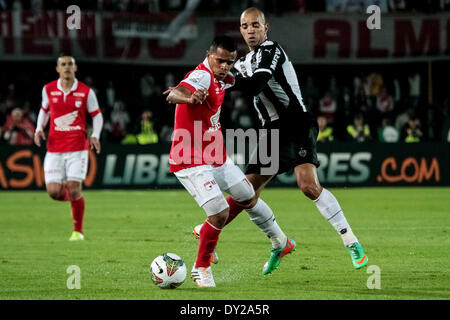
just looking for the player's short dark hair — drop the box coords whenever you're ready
[209,36,237,53]
[56,53,75,64]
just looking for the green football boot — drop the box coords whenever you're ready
[262,238,296,275]
[69,231,85,241]
[346,242,368,269]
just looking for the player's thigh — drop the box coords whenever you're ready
[65,150,89,183]
[213,158,247,191]
[174,166,226,215]
[44,152,65,184]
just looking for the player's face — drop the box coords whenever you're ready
[207,47,237,81]
[240,11,268,50]
[56,56,77,80]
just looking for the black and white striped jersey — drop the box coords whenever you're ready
[233,40,308,127]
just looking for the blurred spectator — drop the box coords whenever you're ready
[2,107,35,145]
[376,87,394,117]
[140,73,155,106]
[408,73,421,109]
[404,116,423,142]
[327,76,340,101]
[395,107,414,132]
[303,76,320,112]
[319,91,337,124]
[109,101,131,143]
[441,99,450,142]
[317,115,334,143]
[367,71,384,102]
[122,110,159,144]
[378,117,399,142]
[347,113,371,142]
[105,81,116,114]
[5,83,18,111]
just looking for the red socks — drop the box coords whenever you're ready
[195,220,221,268]
[71,197,85,233]
[224,196,246,226]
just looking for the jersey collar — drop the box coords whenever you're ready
[57,78,78,94]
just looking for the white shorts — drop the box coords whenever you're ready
[174,157,246,208]
[44,151,89,184]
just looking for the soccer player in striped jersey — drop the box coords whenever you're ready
[34,54,103,241]
[226,7,368,272]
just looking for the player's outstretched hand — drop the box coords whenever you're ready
[190,89,208,104]
[163,87,175,96]
[90,137,101,154]
[34,131,46,147]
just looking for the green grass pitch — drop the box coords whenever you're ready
[0,187,449,300]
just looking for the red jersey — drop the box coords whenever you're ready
[169,59,234,173]
[41,79,101,153]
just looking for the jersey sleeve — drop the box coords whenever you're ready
[254,45,284,75]
[41,86,49,112]
[179,70,211,93]
[87,89,101,117]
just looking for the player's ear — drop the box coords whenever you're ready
[265,23,269,34]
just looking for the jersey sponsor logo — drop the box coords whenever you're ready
[207,107,221,132]
[75,100,82,108]
[270,48,281,70]
[54,110,81,131]
[50,91,62,96]
[73,92,85,97]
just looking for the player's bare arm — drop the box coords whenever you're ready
[164,86,208,105]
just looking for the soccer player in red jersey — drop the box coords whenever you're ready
[164,36,292,287]
[34,54,103,241]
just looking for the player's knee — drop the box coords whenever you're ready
[202,196,229,227]
[298,181,321,200]
[48,189,60,200]
[227,178,255,205]
[208,209,229,228]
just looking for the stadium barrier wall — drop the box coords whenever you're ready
[0,11,449,64]
[0,142,448,190]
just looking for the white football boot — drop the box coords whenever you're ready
[193,224,219,264]
[191,265,216,287]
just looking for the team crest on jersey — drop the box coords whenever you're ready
[204,180,216,191]
[52,98,59,103]
[298,148,307,158]
[75,101,82,108]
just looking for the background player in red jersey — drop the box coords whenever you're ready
[34,54,103,241]
[164,36,292,287]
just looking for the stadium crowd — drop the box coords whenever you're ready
[1,63,449,146]
[1,0,450,14]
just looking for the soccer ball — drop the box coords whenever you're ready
[150,253,187,289]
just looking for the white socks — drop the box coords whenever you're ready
[314,188,358,247]
[246,198,287,249]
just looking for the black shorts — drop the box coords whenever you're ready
[245,112,320,175]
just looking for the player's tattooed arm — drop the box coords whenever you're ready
[164,86,208,105]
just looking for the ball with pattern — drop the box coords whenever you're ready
[150,253,187,289]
